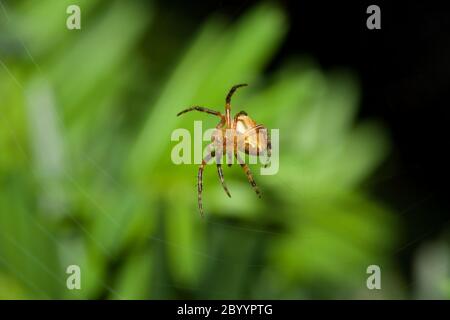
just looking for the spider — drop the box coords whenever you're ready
[177,84,271,217]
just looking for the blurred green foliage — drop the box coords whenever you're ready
[1,0,445,299]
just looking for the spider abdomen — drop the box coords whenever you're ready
[235,115,268,156]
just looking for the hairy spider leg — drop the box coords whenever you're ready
[207,138,232,198]
[177,106,222,117]
[225,129,234,168]
[216,164,231,198]
[265,130,272,168]
[198,143,232,216]
[225,84,248,126]
[198,151,213,217]
[235,153,261,198]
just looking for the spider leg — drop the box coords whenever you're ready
[241,124,264,136]
[198,150,214,217]
[226,147,234,168]
[226,84,248,105]
[234,110,248,118]
[177,106,222,117]
[209,143,231,198]
[264,130,272,168]
[225,84,248,126]
[235,153,261,198]
[224,129,234,168]
[216,164,231,197]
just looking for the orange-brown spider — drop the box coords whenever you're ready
[177,84,271,217]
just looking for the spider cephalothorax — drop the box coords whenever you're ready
[177,84,271,217]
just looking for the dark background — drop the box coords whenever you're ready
[157,0,450,281]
